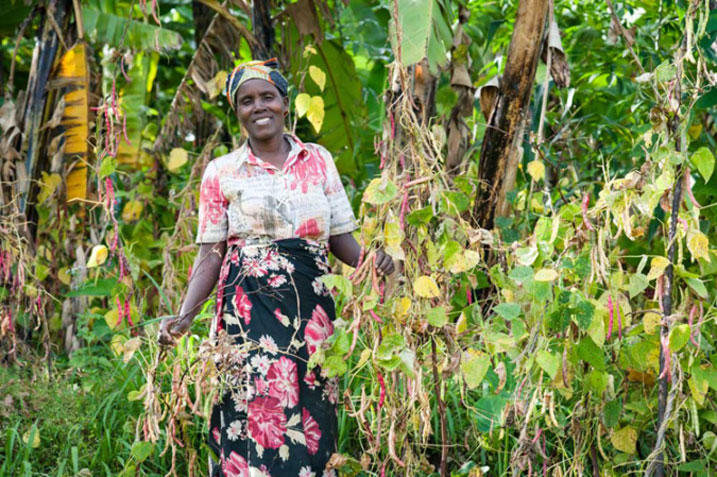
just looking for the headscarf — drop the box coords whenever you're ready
[224,58,289,111]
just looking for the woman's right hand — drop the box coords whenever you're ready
[157,315,193,347]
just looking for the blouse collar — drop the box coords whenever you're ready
[240,134,309,173]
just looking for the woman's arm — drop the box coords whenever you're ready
[328,232,395,276]
[158,240,227,346]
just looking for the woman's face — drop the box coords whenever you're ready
[235,79,288,142]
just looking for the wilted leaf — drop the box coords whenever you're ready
[611,426,637,454]
[309,65,326,92]
[515,246,538,266]
[37,172,62,203]
[167,148,188,172]
[527,160,545,182]
[446,249,480,273]
[295,93,311,117]
[87,245,109,268]
[414,276,440,298]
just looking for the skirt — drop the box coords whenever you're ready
[208,238,339,477]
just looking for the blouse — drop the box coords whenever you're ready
[196,134,357,245]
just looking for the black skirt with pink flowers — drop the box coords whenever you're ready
[209,238,339,477]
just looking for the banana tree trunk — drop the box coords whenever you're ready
[471,0,549,229]
[19,0,72,238]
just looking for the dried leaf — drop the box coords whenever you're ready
[167,148,188,172]
[611,426,637,454]
[647,256,670,280]
[688,232,710,262]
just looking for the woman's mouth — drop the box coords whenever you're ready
[254,117,272,125]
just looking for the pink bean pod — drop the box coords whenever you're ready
[582,194,594,231]
[606,294,614,341]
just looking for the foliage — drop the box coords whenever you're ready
[1,0,717,476]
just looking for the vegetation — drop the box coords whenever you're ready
[1,0,716,476]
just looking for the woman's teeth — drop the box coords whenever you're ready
[256,118,271,125]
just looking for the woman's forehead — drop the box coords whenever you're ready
[237,78,281,96]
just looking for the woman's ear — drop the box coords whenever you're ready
[283,96,289,116]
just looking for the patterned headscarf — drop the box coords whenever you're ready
[224,58,289,111]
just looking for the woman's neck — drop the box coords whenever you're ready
[248,134,288,159]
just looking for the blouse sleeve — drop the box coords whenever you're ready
[196,160,229,243]
[321,148,357,236]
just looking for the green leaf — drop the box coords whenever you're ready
[99,156,117,179]
[691,147,715,182]
[427,306,448,327]
[574,300,595,330]
[603,400,620,428]
[320,274,353,297]
[440,191,470,214]
[66,278,118,297]
[686,277,709,298]
[536,350,560,379]
[82,7,182,51]
[509,266,534,284]
[493,303,521,321]
[390,0,452,72]
[669,324,691,352]
[323,356,347,377]
[627,273,649,299]
[586,370,608,395]
[406,206,433,226]
[461,351,490,389]
[577,337,605,370]
[131,441,154,462]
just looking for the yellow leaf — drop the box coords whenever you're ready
[105,308,119,330]
[384,216,405,261]
[688,232,710,262]
[535,268,559,282]
[87,245,109,268]
[611,426,638,454]
[456,312,468,334]
[306,96,325,133]
[689,375,708,406]
[393,297,412,321]
[22,428,41,448]
[111,334,125,355]
[357,348,372,367]
[309,65,326,92]
[122,200,143,222]
[38,172,62,203]
[167,148,188,172]
[58,267,71,286]
[642,311,661,334]
[447,249,481,274]
[295,93,311,117]
[647,256,670,281]
[414,276,440,298]
[527,160,545,182]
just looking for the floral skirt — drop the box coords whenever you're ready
[209,238,339,477]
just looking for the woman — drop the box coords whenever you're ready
[158,59,395,477]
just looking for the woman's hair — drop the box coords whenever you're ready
[224,58,288,110]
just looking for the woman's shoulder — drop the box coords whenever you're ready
[204,145,249,175]
[290,135,332,159]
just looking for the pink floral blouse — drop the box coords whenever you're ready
[196,135,357,245]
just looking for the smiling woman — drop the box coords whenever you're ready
[157,59,394,477]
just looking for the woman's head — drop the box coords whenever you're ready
[225,59,289,142]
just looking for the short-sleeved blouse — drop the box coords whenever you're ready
[196,134,357,245]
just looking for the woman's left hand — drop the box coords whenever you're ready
[374,250,395,276]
